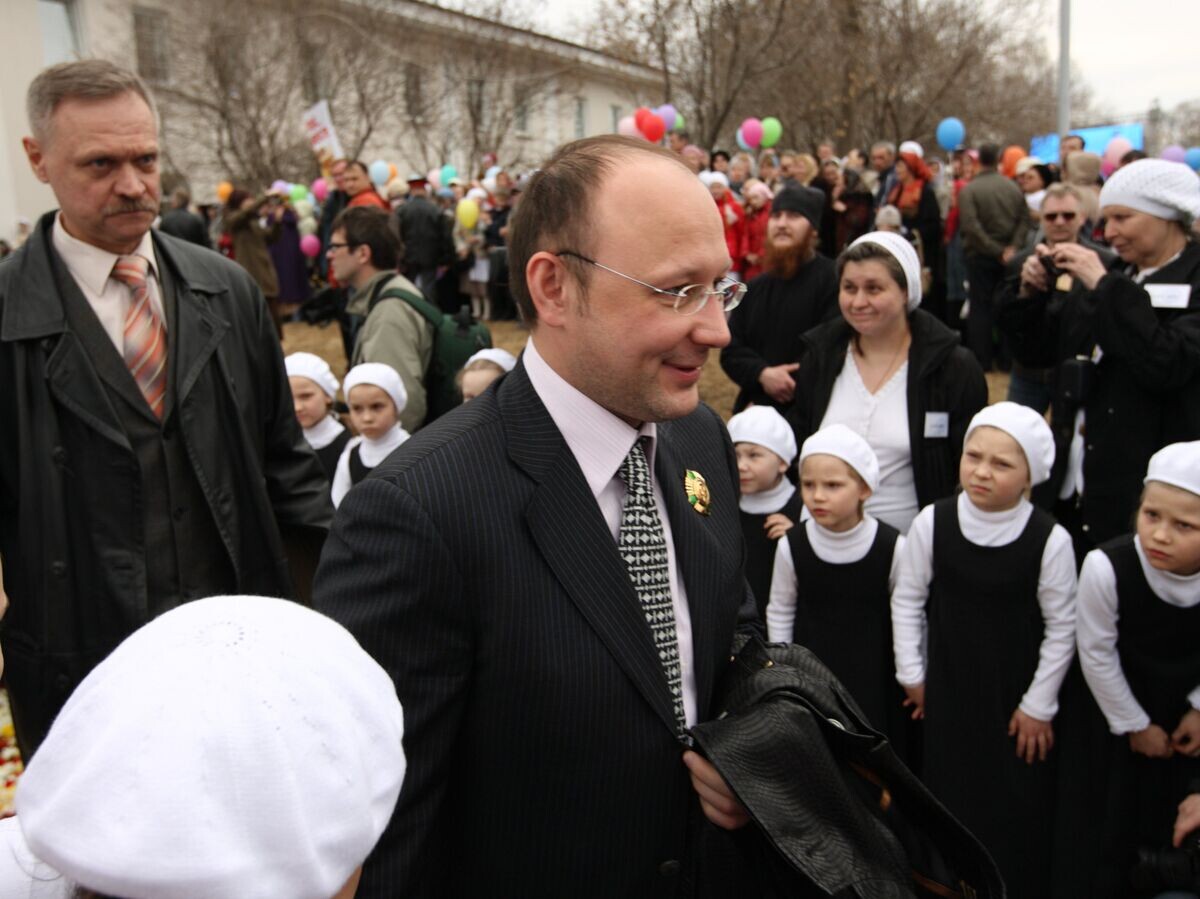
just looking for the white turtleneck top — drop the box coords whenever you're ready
[330,425,410,508]
[1076,535,1200,735]
[891,493,1078,721]
[739,477,796,515]
[302,414,347,451]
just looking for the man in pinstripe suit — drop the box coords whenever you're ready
[316,135,761,897]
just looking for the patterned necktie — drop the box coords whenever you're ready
[111,254,167,419]
[617,438,687,735]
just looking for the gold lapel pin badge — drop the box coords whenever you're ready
[684,469,711,516]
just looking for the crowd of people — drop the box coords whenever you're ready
[1,56,1199,899]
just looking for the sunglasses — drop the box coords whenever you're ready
[1043,211,1077,222]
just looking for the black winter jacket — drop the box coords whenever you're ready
[786,310,987,510]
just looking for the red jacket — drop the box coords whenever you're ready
[716,193,747,275]
[743,204,770,281]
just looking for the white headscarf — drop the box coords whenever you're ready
[727,406,798,464]
[849,231,923,311]
[344,362,407,415]
[1099,158,1200,227]
[965,402,1056,486]
[799,424,881,492]
[1144,440,1200,496]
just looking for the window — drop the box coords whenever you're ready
[468,79,485,124]
[405,63,423,120]
[133,6,170,84]
[514,83,530,133]
[37,0,79,65]
[611,105,622,133]
[574,97,587,139]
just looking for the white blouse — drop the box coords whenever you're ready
[891,494,1078,721]
[739,477,796,515]
[330,425,410,508]
[1076,536,1200,735]
[303,414,347,451]
[767,515,904,643]
[819,349,919,533]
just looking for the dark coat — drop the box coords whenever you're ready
[787,309,988,510]
[0,213,332,752]
[158,206,211,249]
[997,240,1200,542]
[315,361,761,898]
[396,195,453,270]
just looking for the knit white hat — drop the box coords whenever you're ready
[699,170,730,189]
[1099,158,1200,226]
[344,361,407,415]
[1144,441,1200,497]
[799,424,881,492]
[849,231,923,310]
[16,596,406,899]
[285,351,340,399]
[727,406,798,465]
[465,347,517,372]
[1015,156,1044,176]
[965,402,1056,486]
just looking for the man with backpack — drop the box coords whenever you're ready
[331,207,490,432]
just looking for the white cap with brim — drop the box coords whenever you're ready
[15,595,406,899]
[1144,441,1200,497]
[799,424,881,492]
[728,406,798,465]
[965,401,1056,486]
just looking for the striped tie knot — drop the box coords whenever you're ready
[111,253,149,290]
[112,253,167,419]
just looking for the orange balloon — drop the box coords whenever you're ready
[388,163,398,181]
[1000,145,1025,178]
[216,180,233,202]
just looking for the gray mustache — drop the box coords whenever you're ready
[104,201,158,216]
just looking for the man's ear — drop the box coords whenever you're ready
[23,136,50,184]
[526,251,570,328]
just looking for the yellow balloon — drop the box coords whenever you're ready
[216,180,234,202]
[456,198,480,230]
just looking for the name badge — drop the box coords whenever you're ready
[924,412,949,439]
[1146,284,1191,309]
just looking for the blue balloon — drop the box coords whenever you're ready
[736,126,751,153]
[1186,147,1200,172]
[368,160,390,186]
[936,117,966,152]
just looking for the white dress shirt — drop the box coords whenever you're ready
[331,425,410,508]
[891,494,1078,720]
[820,350,919,533]
[766,515,904,643]
[1076,536,1200,735]
[52,214,166,354]
[524,338,698,726]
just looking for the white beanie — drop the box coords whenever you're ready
[799,424,881,492]
[1099,158,1200,227]
[1015,156,1044,176]
[16,596,406,899]
[727,406,798,465]
[465,347,517,372]
[1144,440,1200,497]
[849,231,923,310]
[965,402,1055,486]
[344,361,407,415]
[285,351,340,400]
[899,140,924,159]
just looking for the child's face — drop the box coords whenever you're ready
[348,385,397,440]
[800,454,870,533]
[735,442,788,496]
[959,427,1029,512]
[289,376,331,430]
[1137,481,1200,576]
[461,367,502,403]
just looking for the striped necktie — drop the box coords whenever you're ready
[617,437,687,736]
[111,254,167,419]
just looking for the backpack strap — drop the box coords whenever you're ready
[375,287,443,327]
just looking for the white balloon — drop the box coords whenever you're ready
[298,217,318,236]
[294,200,314,218]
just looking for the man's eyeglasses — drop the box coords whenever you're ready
[326,242,357,252]
[1042,212,1077,222]
[556,251,745,315]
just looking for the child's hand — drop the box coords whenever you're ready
[1008,708,1054,764]
[1171,709,1200,757]
[763,513,795,541]
[902,683,925,720]
[1130,724,1174,759]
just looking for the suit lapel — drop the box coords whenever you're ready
[654,427,727,719]
[503,364,680,735]
[162,251,229,412]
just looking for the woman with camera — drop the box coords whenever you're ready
[998,159,1200,557]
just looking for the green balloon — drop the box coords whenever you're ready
[760,117,783,149]
[289,183,308,202]
[673,112,686,132]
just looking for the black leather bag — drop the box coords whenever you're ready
[689,637,1006,898]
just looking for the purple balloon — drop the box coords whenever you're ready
[1161,144,1187,163]
[270,179,289,194]
[655,104,677,133]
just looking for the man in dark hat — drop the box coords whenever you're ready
[395,173,452,299]
[720,184,839,412]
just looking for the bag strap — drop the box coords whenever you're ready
[376,287,443,327]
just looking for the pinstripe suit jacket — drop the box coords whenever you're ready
[315,360,758,898]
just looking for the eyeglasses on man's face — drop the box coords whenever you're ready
[556,251,745,315]
[325,241,357,253]
[1042,211,1077,223]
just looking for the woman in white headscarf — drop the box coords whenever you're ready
[787,232,987,533]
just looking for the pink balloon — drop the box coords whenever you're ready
[1101,159,1116,179]
[311,178,328,202]
[617,115,640,138]
[740,117,763,149]
[299,234,322,258]
[1103,137,1133,165]
[427,168,442,190]
[1161,144,1187,163]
